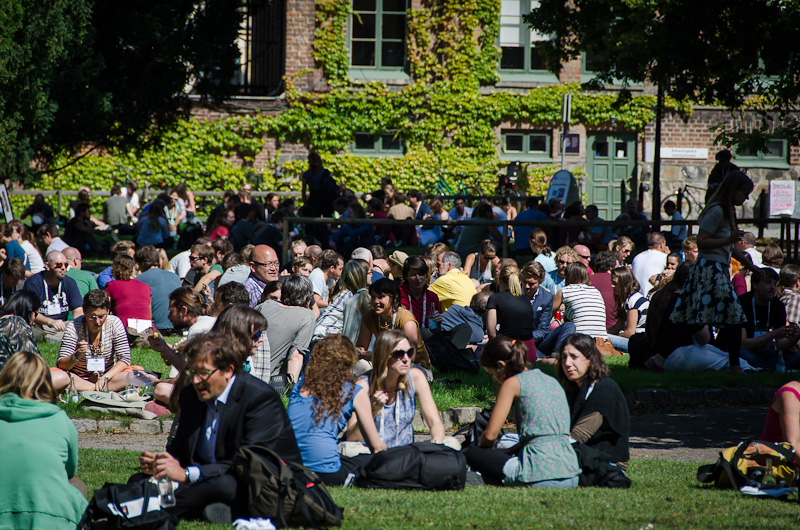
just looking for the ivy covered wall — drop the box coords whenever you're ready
[19,0,687,216]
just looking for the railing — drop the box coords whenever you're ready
[282,215,800,262]
[8,189,300,216]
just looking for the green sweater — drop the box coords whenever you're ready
[0,393,87,529]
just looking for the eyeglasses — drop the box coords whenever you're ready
[251,331,263,342]
[87,313,108,321]
[50,262,67,269]
[557,259,573,265]
[252,260,280,269]
[188,255,204,262]
[184,368,219,381]
[391,347,415,360]
[577,254,591,260]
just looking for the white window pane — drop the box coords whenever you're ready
[501,0,521,17]
[530,29,548,42]
[500,26,521,46]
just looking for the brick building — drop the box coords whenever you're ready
[200,0,799,220]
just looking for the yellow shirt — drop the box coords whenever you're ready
[429,269,477,311]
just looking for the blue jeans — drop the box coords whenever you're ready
[536,322,577,358]
[606,334,629,353]
[740,349,800,371]
[501,458,579,488]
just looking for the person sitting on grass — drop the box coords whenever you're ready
[463,335,580,488]
[760,380,800,462]
[0,351,88,530]
[0,290,41,372]
[556,333,630,471]
[346,330,455,449]
[52,289,141,393]
[288,335,386,486]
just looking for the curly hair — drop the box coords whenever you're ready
[111,254,135,281]
[304,335,358,424]
[555,333,610,390]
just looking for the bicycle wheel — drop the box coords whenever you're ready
[463,186,484,202]
[661,193,692,220]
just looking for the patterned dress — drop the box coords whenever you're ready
[512,369,580,483]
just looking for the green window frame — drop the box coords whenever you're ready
[501,130,552,161]
[351,132,405,156]
[498,0,558,83]
[735,139,790,169]
[349,0,408,80]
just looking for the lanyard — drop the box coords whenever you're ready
[43,280,63,304]
[421,292,427,324]
[752,298,771,330]
[84,317,106,356]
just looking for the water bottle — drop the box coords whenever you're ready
[776,352,786,374]
[158,477,176,507]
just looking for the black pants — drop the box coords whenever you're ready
[463,445,512,486]
[128,471,238,519]
[315,454,373,486]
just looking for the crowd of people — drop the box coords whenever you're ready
[1,164,799,526]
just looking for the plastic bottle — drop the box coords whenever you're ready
[776,352,786,374]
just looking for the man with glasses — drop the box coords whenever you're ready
[244,245,281,307]
[134,332,301,524]
[187,243,223,297]
[22,251,83,341]
[541,246,579,295]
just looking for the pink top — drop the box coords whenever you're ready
[105,279,152,327]
[760,385,800,442]
[207,225,229,240]
[732,273,747,296]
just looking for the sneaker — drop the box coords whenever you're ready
[202,502,232,525]
[645,357,666,373]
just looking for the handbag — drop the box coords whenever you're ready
[697,440,797,490]
[80,480,177,530]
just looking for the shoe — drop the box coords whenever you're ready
[203,502,232,525]
[645,357,666,373]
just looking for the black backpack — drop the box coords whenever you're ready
[80,480,177,530]
[230,444,343,528]
[356,441,467,490]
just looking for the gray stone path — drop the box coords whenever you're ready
[79,405,768,464]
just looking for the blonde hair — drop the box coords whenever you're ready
[0,352,57,403]
[368,330,409,416]
[497,263,523,296]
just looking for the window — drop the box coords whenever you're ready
[735,139,789,168]
[351,0,407,69]
[352,132,404,155]
[499,0,551,74]
[231,0,286,97]
[501,130,551,160]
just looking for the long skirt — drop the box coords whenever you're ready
[670,257,746,326]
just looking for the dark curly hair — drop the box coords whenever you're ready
[304,335,357,424]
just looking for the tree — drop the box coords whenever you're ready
[525,0,800,219]
[0,0,243,182]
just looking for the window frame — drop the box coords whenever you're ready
[734,139,790,169]
[348,0,410,81]
[500,129,553,162]
[350,132,405,157]
[497,0,558,83]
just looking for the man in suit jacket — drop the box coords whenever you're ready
[135,332,301,522]
[521,261,575,359]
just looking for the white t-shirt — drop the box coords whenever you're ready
[21,240,45,274]
[45,237,69,258]
[631,249,667,298]
[169,250,191,280]
[309,268,329,303]
[744,247,763,267]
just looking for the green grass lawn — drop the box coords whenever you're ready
[78,449,800,530]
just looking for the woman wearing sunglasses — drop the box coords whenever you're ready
[347,330,452,449]
[51,290,135,392]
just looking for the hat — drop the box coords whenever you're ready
[715,149,733,161]
[388,250,409,268]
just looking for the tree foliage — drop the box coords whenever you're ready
[0,0,243,182]
[525,0,800,147]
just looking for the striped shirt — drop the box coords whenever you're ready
[561,284,608,337]
[58,315,130,380]
[624,292,649,333]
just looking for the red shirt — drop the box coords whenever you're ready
[105,279,152,326]
[399,284,441,328]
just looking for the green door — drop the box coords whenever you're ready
[586,132,637,220]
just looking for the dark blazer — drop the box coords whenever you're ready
[167,371,302,478]
[530,285,554,343]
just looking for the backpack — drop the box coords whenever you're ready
[80,480,177,530]
[230,444,343,528]
[454,404,494,448]
[697,440,797,489]
[356,441,467,490]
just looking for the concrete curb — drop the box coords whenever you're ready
[72,387,775,434]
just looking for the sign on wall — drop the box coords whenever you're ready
[770,181,796,216]
[0,185,12,222]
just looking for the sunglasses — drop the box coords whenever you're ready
[391,347,414,360]
[577,254,591,260]
[557,259,572,265]
[188,256,204,262]
[50,262,67,269]
[251,331,263,342]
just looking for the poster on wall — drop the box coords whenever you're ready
[0,184,12,222]
[769,181,796,216]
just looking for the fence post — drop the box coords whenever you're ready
[282,221,290,263]
[757,189,767,239]
[502,222,509,258]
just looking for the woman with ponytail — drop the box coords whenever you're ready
[464,336,579,488]
[486,264,536,359]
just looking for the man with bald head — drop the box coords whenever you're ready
[23,251,84,341]
[572,244,593,274]
[244,245,280,307]
[63,247,98,314]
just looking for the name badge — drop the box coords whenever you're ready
[42,301,63,316]
[86,356,105,372]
